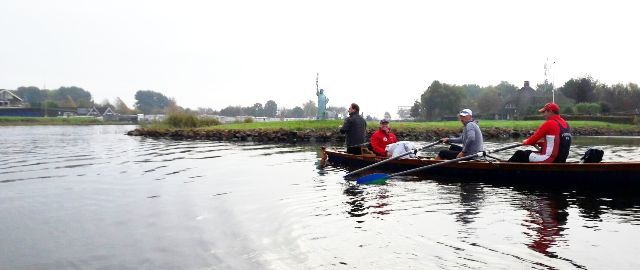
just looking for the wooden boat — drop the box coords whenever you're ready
[321,147,640,185]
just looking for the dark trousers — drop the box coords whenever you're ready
[437,144,463,160]
[347,146,363,155]
[508,150,532,163]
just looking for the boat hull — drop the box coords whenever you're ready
[323,148,640,186]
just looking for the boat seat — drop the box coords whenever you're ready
[360,147,376,157]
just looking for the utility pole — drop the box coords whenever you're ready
[545,58,556,103]
[552,60,556,103]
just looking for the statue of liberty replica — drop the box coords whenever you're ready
[316,73,329,120]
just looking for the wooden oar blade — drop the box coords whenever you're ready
[356,173,389,185]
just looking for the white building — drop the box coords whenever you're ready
[0,89,25,107]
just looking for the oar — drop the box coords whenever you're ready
[344,140,442,178]
[356,143,523,185]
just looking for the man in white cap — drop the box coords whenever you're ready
[435,109,484,160]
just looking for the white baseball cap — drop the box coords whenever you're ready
[459,109,472,116]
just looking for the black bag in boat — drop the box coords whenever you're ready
[580,148,604,163]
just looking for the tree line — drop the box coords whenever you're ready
[409,77,640,120]
[11,86,348,118]
[15,86,93,109]
[12,86,172,115]
[203,100,347,119]
[13,75,638,120]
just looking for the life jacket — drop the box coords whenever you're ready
[552,119,571,163]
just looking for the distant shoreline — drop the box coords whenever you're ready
[0,117,135,126]
[127,120,640,143]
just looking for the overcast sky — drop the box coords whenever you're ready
[1,0,638,118]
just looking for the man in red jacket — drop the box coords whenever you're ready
[370,119,398,156]
[508,102,572,163]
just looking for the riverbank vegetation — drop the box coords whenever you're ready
[129,118,640,143]
[143,109,640,131]
[198,119,639,132]
[159,112,221,128]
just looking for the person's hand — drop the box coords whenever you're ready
[441,138,449,143]
[534,142,543,151]
[456,152,464,158]
[522,139,527,144]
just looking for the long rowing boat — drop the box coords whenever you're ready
[321,147,640,185]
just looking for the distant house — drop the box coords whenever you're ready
[501,81,549,119]
[325,110,339,119]
[100,107,117,121]
[397,106,414,121]
[77,108,90,115]
[84,106,118,119]
[142,114,166,122]
[0,89,25,107]
[102,107,115,116]
[86,106,101,116]
[102,107,118,116]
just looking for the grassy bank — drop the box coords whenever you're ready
[195,119,639,132]
[130,119,640,142]
[0,116,125,126]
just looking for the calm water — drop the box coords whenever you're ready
[1,126,640,270]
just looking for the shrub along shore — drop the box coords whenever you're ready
[127,119,640,143]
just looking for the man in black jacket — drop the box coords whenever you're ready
[340,103,367,155]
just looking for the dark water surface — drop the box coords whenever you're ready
[1,126,640,269]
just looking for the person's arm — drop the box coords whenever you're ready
[448,136,462,144]
[339,118,351,134]
[523,121,551,145]
[362,119,368,139]
[370,133,385,156]
[390,133,398,144]
[461,125,476,154]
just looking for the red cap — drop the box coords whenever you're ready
[538,102,560,113]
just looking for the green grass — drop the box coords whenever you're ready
[0,116,115,125]
[195,119,639,131]
[459,120,635,130]
[204,119,346,131]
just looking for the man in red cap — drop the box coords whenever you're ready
[370,118,398,156]
[508,102,572,163]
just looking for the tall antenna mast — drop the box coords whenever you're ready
[551,60,556,104]
[544,59,548,83]
[545,58,556,103]
[544,58,553,103]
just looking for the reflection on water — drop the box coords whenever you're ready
[344,185,367,218]
[519,192,569,257]
[1,126,640,269]
[344,184,392,219]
